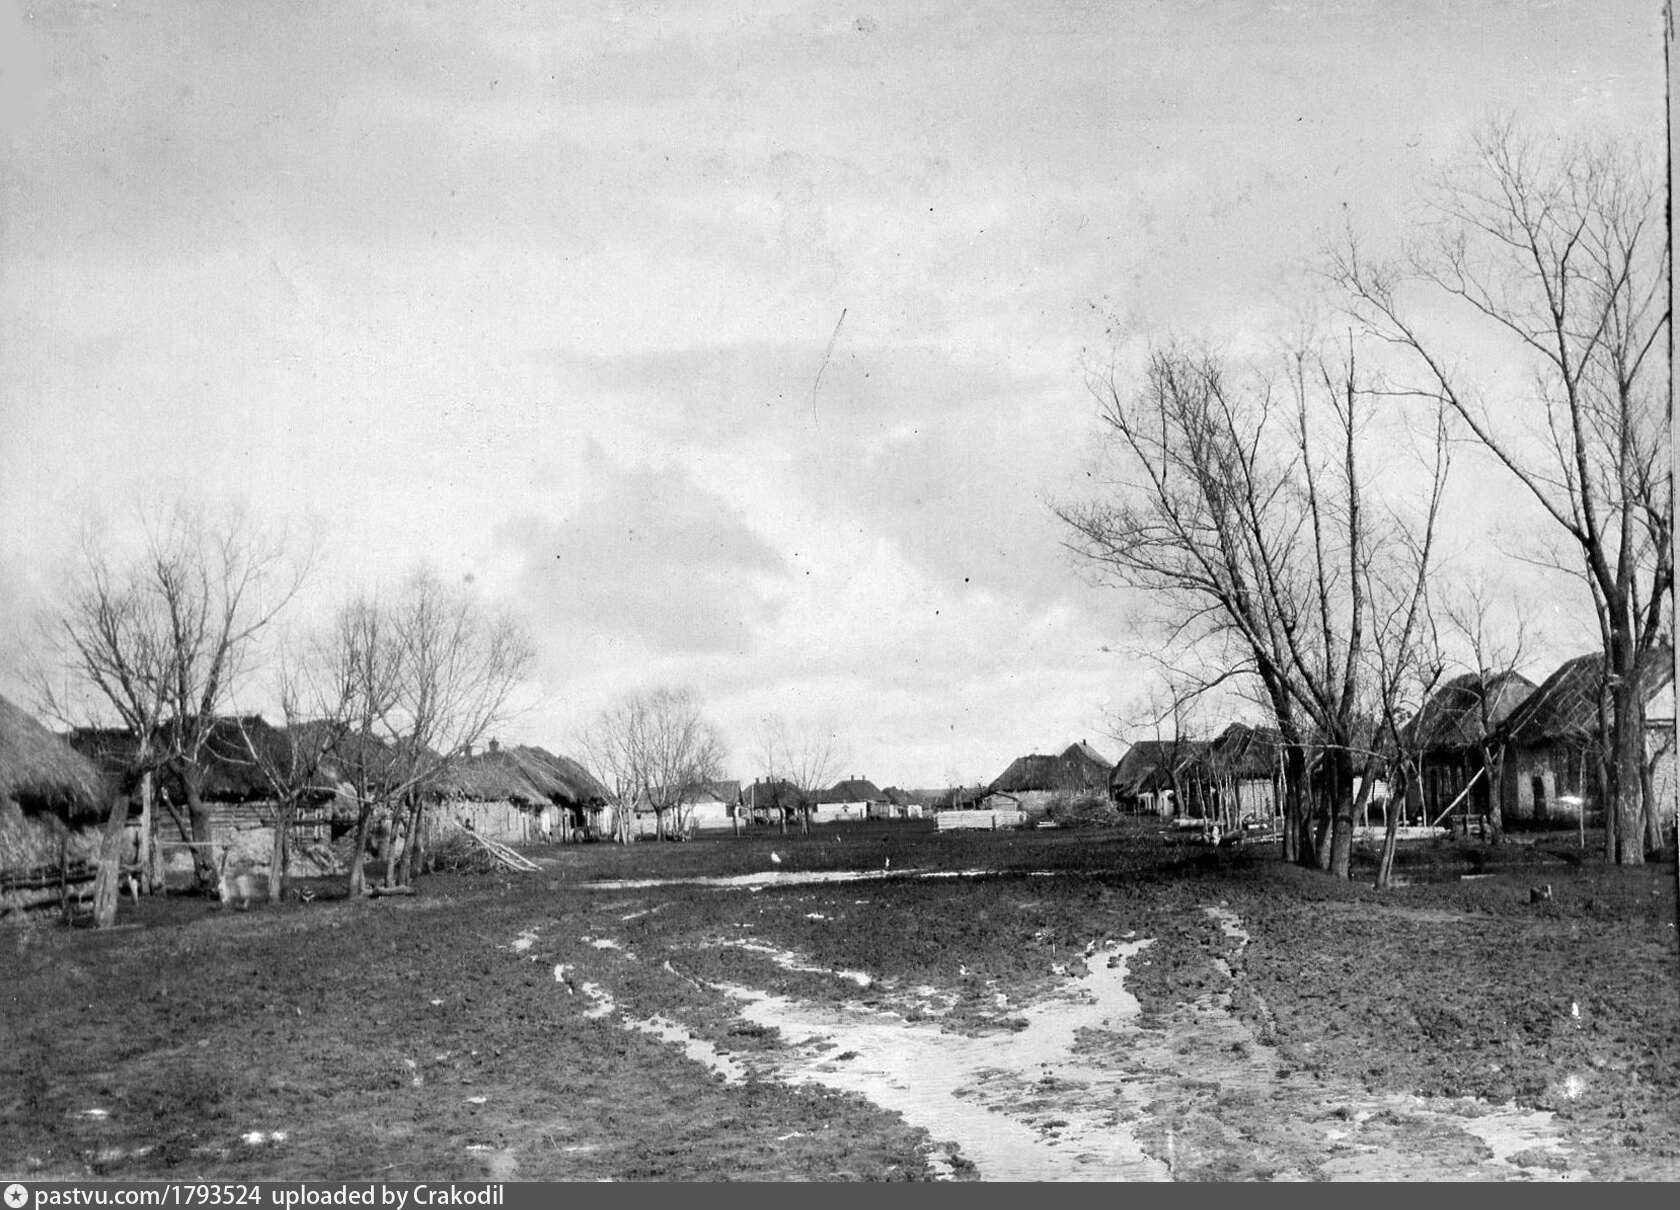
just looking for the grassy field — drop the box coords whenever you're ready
[2,819,1677,1181]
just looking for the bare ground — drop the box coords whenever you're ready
[2,820,1675,1181]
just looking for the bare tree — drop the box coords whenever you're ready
[1440,579,1538,845]
[1059,335,1450,879]
[232,638,353,905]
[1362,419,1452,886]
[314,573,534,895]
[36,505,306,925]
[1334,119,1671,863]
[580,688,726,842]
[1103,670,1210,821]
[756,714,846,834]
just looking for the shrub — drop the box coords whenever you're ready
[1045,792,1120,829]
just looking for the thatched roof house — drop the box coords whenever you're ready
[1109,739,1207,804]
[988,741,1113,796]
[1405,671,1537,754]
[67,715,327,804]
[1205,723,1283,781]
[2,696,111,896]
[1497,649,1675,825]
[0,696,107,821]
[444,741,608,807]
[1502,650,1674,749]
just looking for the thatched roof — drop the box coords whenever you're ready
[67,716,308,803]
[444,743,610,806]
[989,741,1113,795]
[0,696,108,820]
[1205,722,1283,780]
[1109,739,1209,797]
[1503,648,1675,748]
[1406,671,1536,753]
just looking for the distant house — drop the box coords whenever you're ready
[1109,739,1209,817]
[876,787,923,820]
[443,740,611,843]
[633,780,741,837]
[916,785,986,812]
[812,776,885,823]
[740,778,809,826]
[1199,722,1284,827]
[985,741,1114,817]
[1498,651,1675,828]
[1406,672,1537,827]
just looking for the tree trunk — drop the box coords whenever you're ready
[1611,678,1646,865]
[1641,757,1663,857]
[183,777,219,893]
[1327,751,1359,880]
[267,798,293,904]
[409,798,429,877]
[138,772,164,894]
[348,803,376,898]
[1480,745,1504,844]
[91,785,136,928]
[1377,761,1414,889]
[1281,743,1306,865]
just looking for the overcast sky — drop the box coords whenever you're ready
[1,1,1667,786]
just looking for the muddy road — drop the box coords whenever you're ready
[4,821,1676,1180]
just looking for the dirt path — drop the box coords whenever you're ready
[560,902,1588,1181]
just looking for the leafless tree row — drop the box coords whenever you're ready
[36,505,533,925]
[1065,119,1670,874]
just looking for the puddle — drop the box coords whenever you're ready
[719,942,1167,1182]
[717,938,874,987]
[575,981,751,1082]
[585,868,997,891]
[531,896,1586,1180]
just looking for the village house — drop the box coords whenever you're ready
[875,787,923,820]
[443,739,611,844]
[0,694,109,913]
[983,741,1114,819]
[1406,671,1537,829]
[65,715,354,884]
[811,776,885,823]
[632,779,742,837]
[1498,650,1675,829]
[1197,722,1285,829]
[740,778,809,827]
[1109,738,1210,817]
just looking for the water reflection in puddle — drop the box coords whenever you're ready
[543,896,1587,1181]
[721,942,1168,1182]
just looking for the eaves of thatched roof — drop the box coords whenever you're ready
[1407,671,1537,753]
[1206,722,1284,780]
[987,742,1113,795]
[1109,739,1209,795]
[444,744,609,806]
[1503,648,1675,748]
[0,696,107,821]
